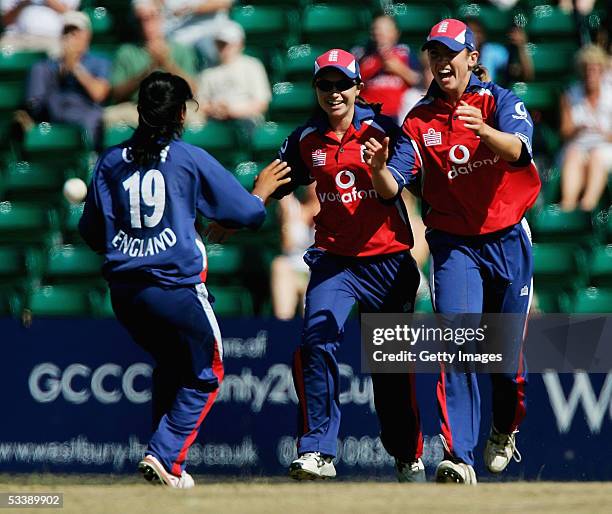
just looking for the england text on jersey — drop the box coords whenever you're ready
[111,228,177,258]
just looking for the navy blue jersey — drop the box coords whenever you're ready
[79,139,265,286]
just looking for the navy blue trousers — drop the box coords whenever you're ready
[111,282,223,477]
[294,248,422,461]
[427,219,532,466]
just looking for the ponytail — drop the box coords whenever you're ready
[355,95,383,115]
[472,63,491,82]
[130,71,195,167]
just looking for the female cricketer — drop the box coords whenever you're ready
[79,71,290,487]
[272,49,423,482]
[365,19,541,484]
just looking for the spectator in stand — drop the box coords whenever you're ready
[353,14,422,124]
[0,0,80,55]
[25,11,110,149]
[132,0,233,69]
[399,57,433,121]
[465,17,534,85]
[104,2,198,128]
[196,21,271,136]
[560,45,612,212]
[270,185,317,320]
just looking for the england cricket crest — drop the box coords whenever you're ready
[311,149,327,167]
[423,128,442,147]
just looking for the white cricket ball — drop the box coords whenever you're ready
[63,178,88,204]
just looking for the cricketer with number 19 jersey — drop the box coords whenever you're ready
[79,139,266,286]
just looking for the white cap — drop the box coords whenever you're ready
[62,11,92,32]
[215,21,245,44]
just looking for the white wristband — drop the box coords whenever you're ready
[253,194,264,204]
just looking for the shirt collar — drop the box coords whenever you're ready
[352,104,375,130]
[425,73,485,100]
[312,103,376,134]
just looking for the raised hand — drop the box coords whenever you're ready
[251,159,292,203]
[456,100,489,136]
[147,39,171,68]
[61,33,81,72]
[364,137,390,173]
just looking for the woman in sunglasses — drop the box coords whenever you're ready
[270,49,423,482]
[365,19,541,484]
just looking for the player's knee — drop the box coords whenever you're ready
[301,309,343,346]
[184,364,223,392]
[301,325,342,350]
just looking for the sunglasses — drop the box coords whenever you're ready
[314,78,357,92]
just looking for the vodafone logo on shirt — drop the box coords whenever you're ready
[447,145,500,180]
[318,170,378,204]
[449,145,470,164]
[335,170,356,189]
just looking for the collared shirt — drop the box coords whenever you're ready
[197,54,271,119]
[46,53,111,101]
[273,104,413,257]
[387,74,541,236]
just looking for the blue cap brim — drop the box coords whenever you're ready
[422,36,469,52]
[313,64,360,80]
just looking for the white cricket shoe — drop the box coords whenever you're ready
[395,457,426,483]
[289,452,336,480]
[435,460,477,484]
[138,454,195,488]
[484,427,522,473]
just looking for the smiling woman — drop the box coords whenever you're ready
[367,18,542,485]
[314,71,360,121]
[423,41,522,163]
[270,48,423,483]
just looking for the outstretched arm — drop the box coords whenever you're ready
[201,159,291,243]
[197,153,290,230]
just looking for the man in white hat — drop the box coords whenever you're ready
[196,20,271,133]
